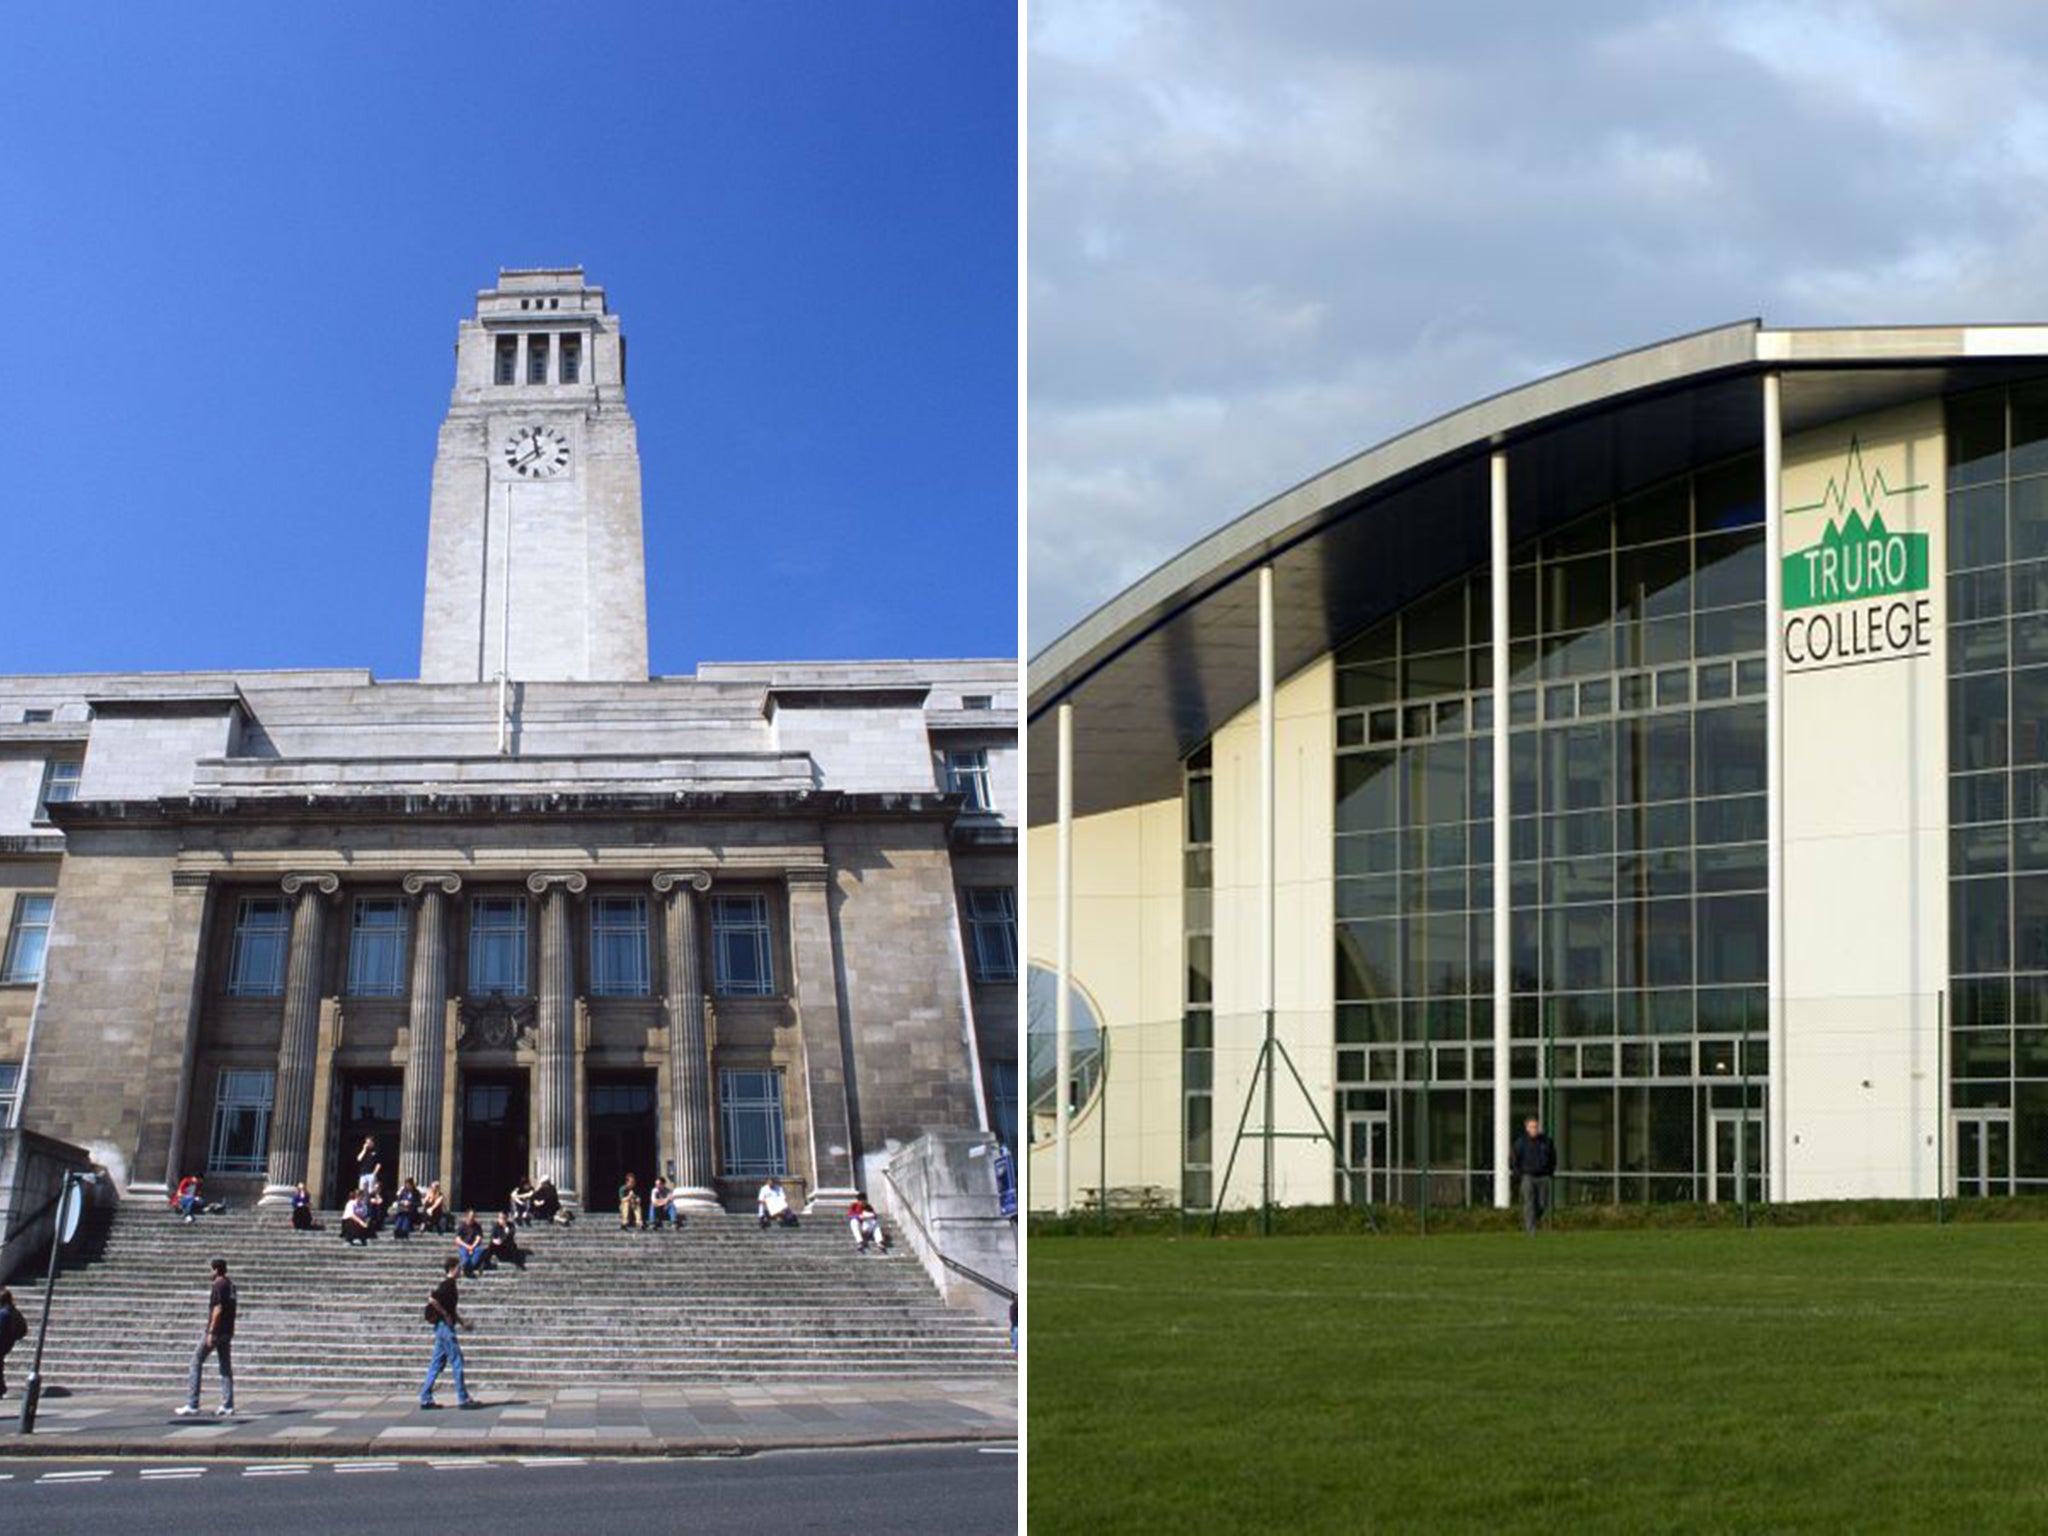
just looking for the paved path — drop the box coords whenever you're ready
[0,1376,1015,1457]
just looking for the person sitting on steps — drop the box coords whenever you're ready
[392,1178,422,1239]
[532,1177,568,1225]
[489,1208,526,1271]
[456,1210,488,1276]
[648,1174,675,1230]
[340,1190,375,1247]
[757,1177,798,1229]
[509,1175,536,1227]
[173,1173,203,1224]
[290,1182,318,1232]
[365,1180,388,1236]
[422,1181,451,1235]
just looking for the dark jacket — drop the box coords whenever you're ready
[1511,1131,1557,1178]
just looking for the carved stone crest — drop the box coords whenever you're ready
[457,993,538,1050]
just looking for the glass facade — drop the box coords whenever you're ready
[1182,746,1214,1208]
[589,896,651,997]
[1330,458,1769,1206]
[719,1068,788,1176]
[1946,384,2048,1191]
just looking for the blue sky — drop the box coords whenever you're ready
[0,6,1016,678]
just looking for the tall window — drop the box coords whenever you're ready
[712,894,774,996]
[228,896,290,997]
[1183,745,1215,1207]
[964,887,1018,982]
[0,1063,18,1124]
[526,333,550,384]
[495,335,517,385]
[944,748,994,812]
[590,896,650,996]
[207,1070,274,1175]
[2,895,53,984]
[559,333,581,384]
[469,896,529,995]
[987,1059,1018,1150]
[346,897,407,996]
[35,760,80,821]
[720,1069,788,1176]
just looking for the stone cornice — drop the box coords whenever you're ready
[47,789,957,827]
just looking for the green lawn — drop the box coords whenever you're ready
[1030,1223,2048,1533]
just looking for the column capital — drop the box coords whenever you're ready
[526,870,589,896]
[280,871,341,898]
[652,868,713,895]
[784,864,832,889]
[401,871,464,898]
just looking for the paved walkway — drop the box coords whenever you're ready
[0,1377,1016,1458]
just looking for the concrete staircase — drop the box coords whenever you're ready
[11,1201,1013,1394]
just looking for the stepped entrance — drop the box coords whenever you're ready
[459,1069,530,1213]
[330,1072,401,1204]
[587,1071,659,1214]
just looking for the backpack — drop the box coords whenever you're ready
[2,1305,27,1346]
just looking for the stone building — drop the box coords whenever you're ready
[0,268,1017,1215]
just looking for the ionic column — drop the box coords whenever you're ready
[264,872,339,1202]
[654,868,719,1209]
[528,871,586,1205]
[399,872,462,1189]
[787,865,860,1208]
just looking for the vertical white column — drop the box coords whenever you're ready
[1056,702,1075,1216]
[1764,373,1787,1202]
[1258,565,1277,1209]
[1490,452,1513,1207]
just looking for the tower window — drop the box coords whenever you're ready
[495,336,517,385]
[559,334,581,385]
[527,334,549,385]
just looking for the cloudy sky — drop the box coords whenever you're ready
[1028,0,2048,651]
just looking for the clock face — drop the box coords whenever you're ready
[503,424,571,479]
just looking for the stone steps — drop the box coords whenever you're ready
[12,1204,1012,1390]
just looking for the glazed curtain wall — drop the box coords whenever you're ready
[1330,458,1769,1207]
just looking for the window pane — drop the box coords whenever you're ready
[590,896,648,996]
[712,895,774,996]
[346,899,406,996]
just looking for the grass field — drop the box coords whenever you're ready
[1030,1222,2048,1532]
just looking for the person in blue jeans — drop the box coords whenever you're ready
[419,1257,478,1409]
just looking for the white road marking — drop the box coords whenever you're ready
[430,1459,493,1470]
[978,1447,1019,1455]
[335,1460,400,1474]
[140,1467,207,1479]
[517,1456,587,1466]
[39,1470,112,1482]
[243,1464,310,1477]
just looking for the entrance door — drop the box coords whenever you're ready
[1342,1111,1389,1206]
[587,1072,659,1214]
[1955,1109,2014,1198]
[1707,1109,1764,1205]
[459,1071,530,1214]
[330,1073,402,1207]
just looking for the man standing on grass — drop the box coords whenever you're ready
[176,1257,236,1415]
[1511,1116,1556,1235]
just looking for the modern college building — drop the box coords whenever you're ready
[1028,320,2048,1213]
[0,268,1017,1219]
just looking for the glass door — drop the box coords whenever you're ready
[1342,1111,1389,1206]
[1954,1109,2014,1198]
[1707,1109,1763,1206]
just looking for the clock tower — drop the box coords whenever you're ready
[419,268,650,683]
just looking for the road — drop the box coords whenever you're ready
[0,1443,1020,1534]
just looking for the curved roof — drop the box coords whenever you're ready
[1028,321,2048,824]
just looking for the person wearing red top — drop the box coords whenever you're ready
[173,1174,202,1223]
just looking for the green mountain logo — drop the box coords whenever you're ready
[1781,438,1929,610]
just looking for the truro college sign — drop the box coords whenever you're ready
[1781,438,1932,673]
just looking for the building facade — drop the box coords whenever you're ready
[1028,322,2048,1213]
[0,269,1017,1214]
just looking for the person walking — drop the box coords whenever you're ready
[1511,1115,1558,1235]
[0,1286,27,1399]
[419,1256,479,1410]
[176,1257,236,1415]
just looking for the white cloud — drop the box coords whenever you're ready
[1028,0,2048,650]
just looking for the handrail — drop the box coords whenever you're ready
[881,1166,1016,1304]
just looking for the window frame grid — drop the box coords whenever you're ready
[345,896,408,998]
[943,748,995,813]
[588,894,651,998]
[467,895,531,997]
[719,1067,788,1177]
[1,893,54,985]
[964,886,1018,982]
[206,1068,276,1176]
[711,893,776,997]
[226,895,291,998]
